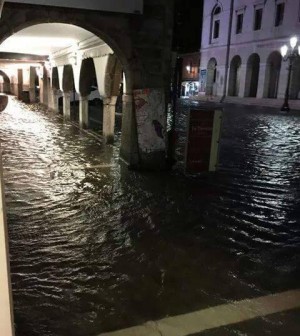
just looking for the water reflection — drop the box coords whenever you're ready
[0,97,299,336]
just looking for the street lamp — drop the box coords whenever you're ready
[280,36,300,112]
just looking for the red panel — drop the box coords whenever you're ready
[186,109,214,173]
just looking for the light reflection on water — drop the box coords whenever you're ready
[0,97,299,336]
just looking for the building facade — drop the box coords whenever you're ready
[199,0,300,100]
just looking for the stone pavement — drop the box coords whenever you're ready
[98,290,300,336]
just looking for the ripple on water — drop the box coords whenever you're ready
[0,97,299,335]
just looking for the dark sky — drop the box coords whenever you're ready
[173,0,203,53]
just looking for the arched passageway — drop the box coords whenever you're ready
[228,55,242,96]
[0,70,10,93]
[244,53,260,98]
[0,0,174,169]
[290,58,300,99]
[206,58,217,96]
[264,51,282,99]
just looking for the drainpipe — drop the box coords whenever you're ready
[220,0,234,102]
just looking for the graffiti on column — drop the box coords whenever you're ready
[133,88,166,154]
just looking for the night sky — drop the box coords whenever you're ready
[173,0,203,53]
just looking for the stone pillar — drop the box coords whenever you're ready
[216,65,226,97]
[238,64,247,98]
[17,69,23,100]
[277,65,288,99]
[52,90,60,112]
[48,88,56,111]
[120,94,139,166]
[103,96,117,144]
[29,66,36,103]
[79,95,89,128]
[257,63,267,98]
[63,92,71,120]
[39,70,48,106]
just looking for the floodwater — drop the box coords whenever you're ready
[0,97,299,336]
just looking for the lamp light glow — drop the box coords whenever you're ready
[290,36,298,49]
[281,45,288,57]
[186,65,191,73]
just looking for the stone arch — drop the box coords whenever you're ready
[206,58,217,96]
[51,66,60,90]
[290,58,300,99]
[0,69,10,93]
[0,2,173,168]
[264,51,282,99]
[244,53,260,97]
[228,55,242,96]
[0,8,134,96]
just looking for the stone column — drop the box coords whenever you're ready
[39,71,48,106]
[120,94,139,166]
[277,65,288,99]
[63,92,71,120]
[29,66,36,103]
[257,63,267,98]
[48,88,58,112]
[17,69,23,100]
[103,96,117,144]
[79,95,89,128]
[53,90,60,112]
[238,64,247,98]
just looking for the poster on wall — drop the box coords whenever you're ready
[199,69,207,92]
[133,88,166,154]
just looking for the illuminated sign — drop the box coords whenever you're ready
[5,0,143,14]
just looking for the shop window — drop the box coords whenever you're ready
[254,8,263,30]
[275,3,285,27]
[236,13,243,34]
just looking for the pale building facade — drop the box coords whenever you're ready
[199,0,300,100]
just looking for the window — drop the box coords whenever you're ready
[211,6,221,41]
[275,3,285,27]
[236,13,243,34]
[213,20,220,39]
[254,8,263,30]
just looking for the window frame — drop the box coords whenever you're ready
[253,7,263,31]
[236,12,244,34]
[275,1,285,27]
[211,5,222,42]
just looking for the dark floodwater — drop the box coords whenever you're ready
[0,97,299,336]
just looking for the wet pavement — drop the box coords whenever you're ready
[0,97,299,336]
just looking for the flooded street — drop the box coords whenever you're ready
[0,97,299,336]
